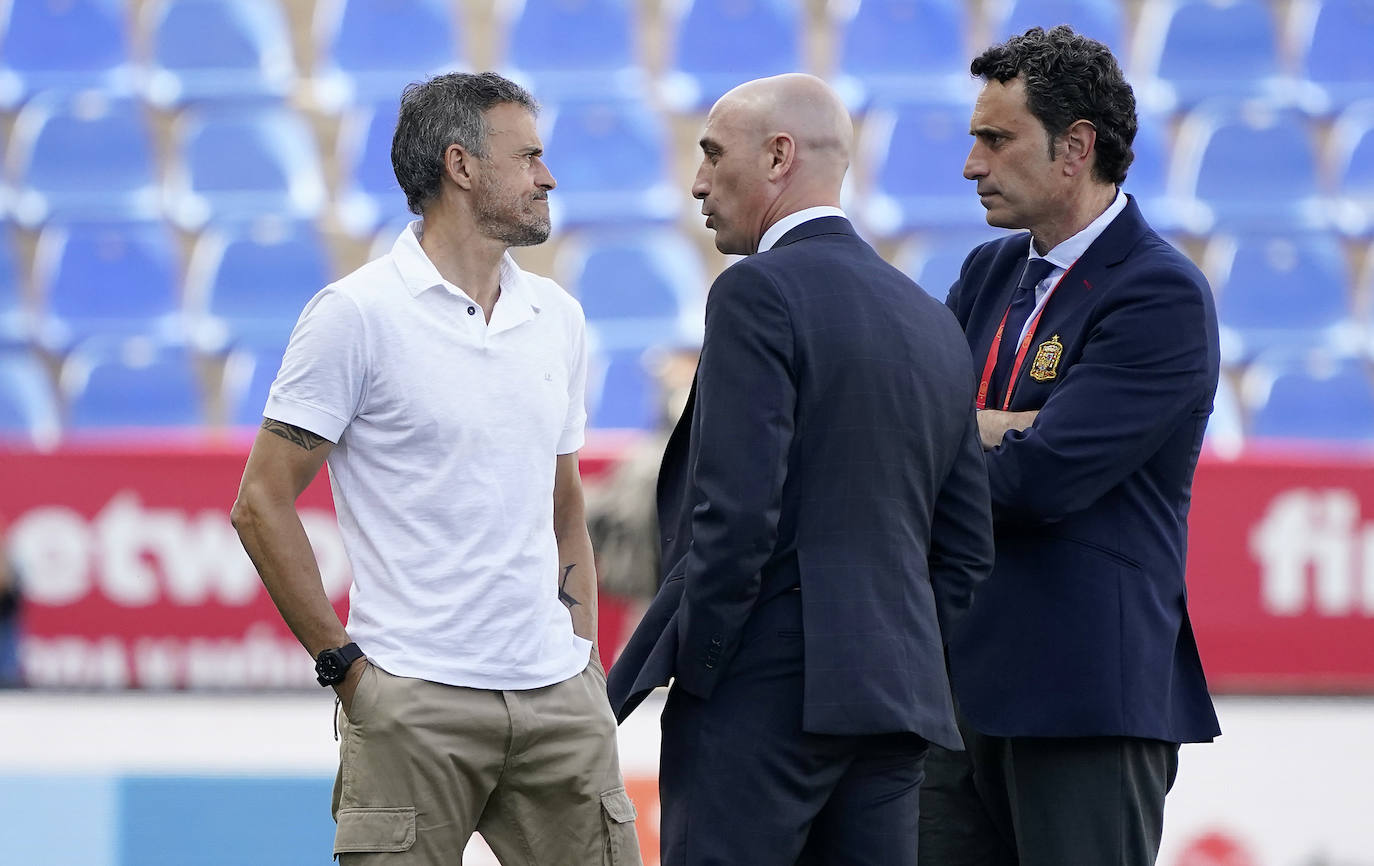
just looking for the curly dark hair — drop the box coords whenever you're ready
[391,72,540,216]
[970,25,1136,186]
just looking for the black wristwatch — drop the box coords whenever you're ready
[315,642,365,687]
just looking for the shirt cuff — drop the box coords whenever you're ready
[263,395,348,444]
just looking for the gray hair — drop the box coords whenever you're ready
[391,71,540,215]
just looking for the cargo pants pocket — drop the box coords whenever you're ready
[334,807,416,858]
[600,787,640,865]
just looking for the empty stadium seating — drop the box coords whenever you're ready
[1246,356,1374,442]
[860,103,991,235]
[1206,232,1360,362]
[990,0,1128,61]
[660,0,801,111]
[33,221,184,351]
[185,220,330,350]
[62,340,204,431]
[499,0,644,101]
[0,0,136,109]
[558,229,705,350]
[165,106,327,229]
[1292,0,1374,115]
[1170,103,1329,232]
[1332,100,1374,235]
[312,0,463,110]
[1133,0,1297,113]
[0,348,59,446]
[830,0,975,110]
[542,100,679,229]
[142,0,296,107]
[0,0,1366,446]
[7,93,161,226]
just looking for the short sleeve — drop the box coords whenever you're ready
[557,307,588,455]
[263,288,368,444]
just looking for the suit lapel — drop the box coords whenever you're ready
[1006,197,1151,404]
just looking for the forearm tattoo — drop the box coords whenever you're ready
[558,563,581,609]
[261,418,328,451]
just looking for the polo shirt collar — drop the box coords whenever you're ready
[391,219,541,330]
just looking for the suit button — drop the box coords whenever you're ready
[664,535,674,544]
[711,635,723,646]
[704,662,715,669]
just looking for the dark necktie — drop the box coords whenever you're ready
[991,257,1057,406]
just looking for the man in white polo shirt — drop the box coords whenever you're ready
[231,72,641,865]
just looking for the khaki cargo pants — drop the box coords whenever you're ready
[332,659,641,865]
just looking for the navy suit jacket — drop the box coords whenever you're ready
[607,217,994,749]
[944,196,1222,743]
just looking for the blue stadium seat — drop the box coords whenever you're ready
[1170,104,1329,232]
[1293,0,1374,115]
[1205,232,1359,362]
[660,0,801,111]
[187,220,331,349]
[860,104,990,236]
[34,221,183,351]
[543,100,678,229]
[7,93,161,226]
[312,0,463,110]
[830,0,974,111]
[1133,0,1297,113]
[557,230,704,350]
[1122,116,1188,231]
[0,0,136,109]
[590,347,657,430]
[62,339,204,430]
[1332,100,1374,235]
[895,228,1014,302]
[0,227,28,346]
[143,0,295,107]
[0,349,59,445]
[166,106,327,229]
[1246,355,1374,442]
[500,0,642,101]
[990,0,1127,63]
[221,337,287,427]
[335,99,412,236]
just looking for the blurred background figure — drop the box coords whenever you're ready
[0,515,24,688]
[586,340,699,658]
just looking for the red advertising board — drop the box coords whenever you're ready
[2,442,1372,691]
[1186,452,1374,692]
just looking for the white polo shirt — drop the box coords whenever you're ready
[265,220,592,690]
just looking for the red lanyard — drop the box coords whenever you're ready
[975,265,1072,410]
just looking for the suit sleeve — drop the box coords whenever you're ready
[675,263,795,699]
[928,405,994,642]
[987,264,1215,522]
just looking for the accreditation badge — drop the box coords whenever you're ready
[1029,334,1064,382]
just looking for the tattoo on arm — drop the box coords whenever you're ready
[261,418,328,451]
[558,563,581,609]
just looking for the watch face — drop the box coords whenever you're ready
[316,651,343,685]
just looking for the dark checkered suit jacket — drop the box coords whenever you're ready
[607,217,993,748]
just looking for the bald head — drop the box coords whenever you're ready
[692,74,854,254]
[714,73,853,181]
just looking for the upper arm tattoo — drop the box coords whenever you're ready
[261,418,328,451]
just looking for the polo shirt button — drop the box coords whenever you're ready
[467,305,476,315]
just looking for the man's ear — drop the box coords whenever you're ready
[1059,119,1098,178]
[766,132,797,180]
[445,143,476,191]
